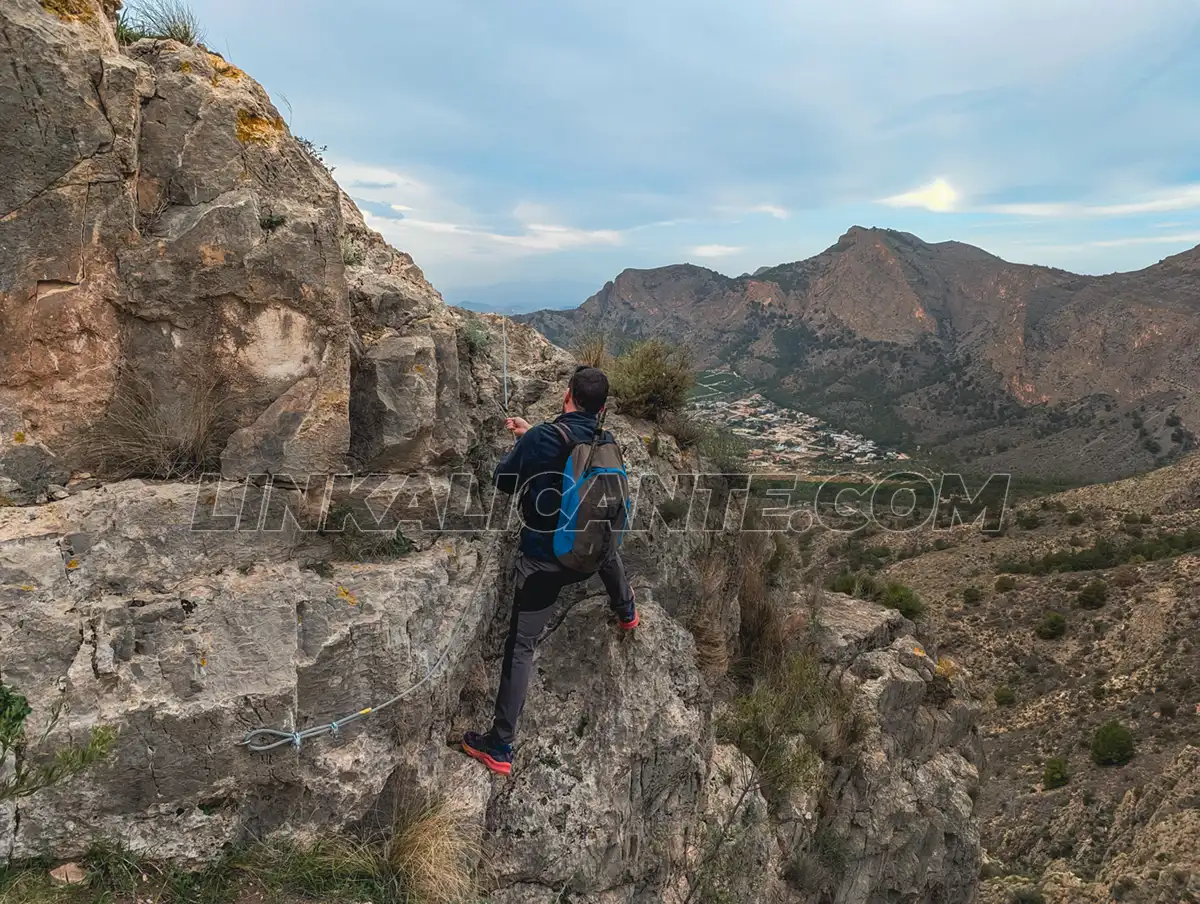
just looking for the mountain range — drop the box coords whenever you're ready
[518,226,1200,481]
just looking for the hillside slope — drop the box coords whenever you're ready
[825,453,1200,904]
[520,227,1200,481]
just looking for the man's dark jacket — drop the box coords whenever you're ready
[492,410,615,561]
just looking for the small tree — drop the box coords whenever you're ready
[609,340,695,422]
[1091,720,1135,766]
[1042,756,1069,790]
[0,683,117,803]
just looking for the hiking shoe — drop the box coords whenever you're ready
[612,599,639,630]
[462,730,512,776]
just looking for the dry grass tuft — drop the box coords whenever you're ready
[81,365,238,480]
[306,797,481,904]
[123,0,205,44]
[573,334,612,369]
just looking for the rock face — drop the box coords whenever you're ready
[0,5,984,901]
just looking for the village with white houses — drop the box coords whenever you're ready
[689,370,909,470]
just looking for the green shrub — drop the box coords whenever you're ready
[341,237,366,266]
[880,582,923,620]
[998,526,1200,574]
[1,683,117,803]
[994,685,1016,707]
[995,575,1017,592]
[124,0,206,44]
[1035,611,1067,640]
[259,213,287,231]
[1042,756,1069,789]
[609,339,695,422]
[1016,511,1041,530]
[1065,511,1085,525]
[1091,720,1134,766]
[1077,579,1109,609]
[828,572,922,619]
[717,649,854,792]
[962,585,983,605]
[458,317,492,355]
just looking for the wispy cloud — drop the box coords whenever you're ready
[340,160,624,262]
[691,244,744,258]
[984,184,1200,218]
[879,178,960,212]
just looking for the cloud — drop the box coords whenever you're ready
[749,204,789,219]
[879,178,961,212]
[691,244,744,258]
[985,184,1200,218]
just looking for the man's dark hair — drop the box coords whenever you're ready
[569,365,609,415]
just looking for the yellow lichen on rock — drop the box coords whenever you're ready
[179,61,192,74]
[235,109,284,145]
[208,54,244,82]
[39,0,96,24]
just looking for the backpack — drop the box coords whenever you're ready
[550,421,631,573]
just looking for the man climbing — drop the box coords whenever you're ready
[462,365,638,776]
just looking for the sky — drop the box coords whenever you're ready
[186,0,1200,309]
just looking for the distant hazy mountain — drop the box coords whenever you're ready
[517,226,1200,481]
[447,279,598,315]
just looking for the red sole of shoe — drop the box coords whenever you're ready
[462,742,512,776]
[620,612,639,630]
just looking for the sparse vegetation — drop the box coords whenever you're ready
[321,504,414,562]
[1042,756,1069,790]
[995,575,1017,592]
[1065,510,1085,525]
[1,683,116,804]
[297,136,336,174]
[1009,888,1046,904]
[717,648,853,793]
[115,7,147,43]
[1091,720,1135,766]
[998,526,1200,574]
[459,316,492,355]
[994,685,1016,707]
[659,413,706,450]
[259,213,286,231]
[1016,511,1041,530]
[341,236,366,266]
[827,572,923,620]
[609,339,695,422]
[122,0,206,45]
[1035,611,1067,640]
[962,585,983,605]
[573,334,612,369]
[82,366,237,479]
[0,793,480,904]
[1077,579,1109,610]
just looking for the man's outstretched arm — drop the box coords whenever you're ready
[492,418,539,495]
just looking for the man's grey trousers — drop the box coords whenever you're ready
[490,551,634,746]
